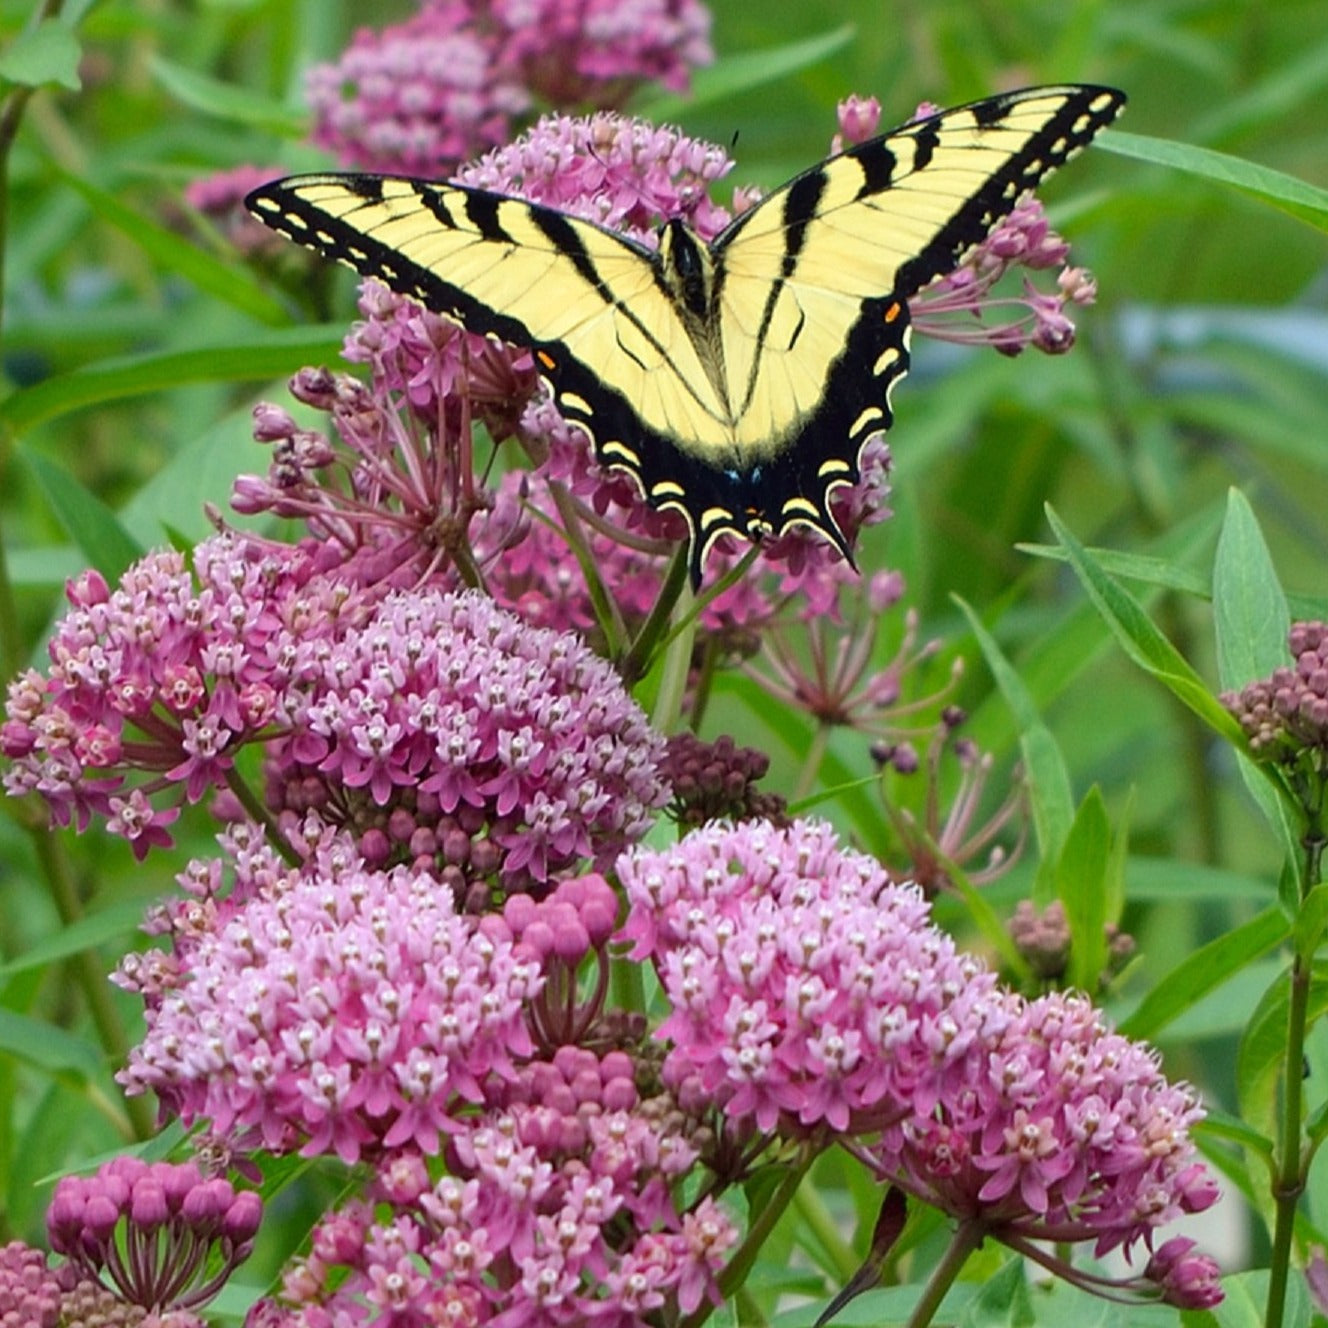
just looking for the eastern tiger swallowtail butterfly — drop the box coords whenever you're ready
[246,84,1125,584]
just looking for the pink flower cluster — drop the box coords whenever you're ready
[3,532,668,882]
[1223,619,1328,756]
[116,828,546,1162]
[46,1156,261,1316]
[1,536,316,857]
[267,585,668,887]
[306,1,712,178]
[617,818,1221,1302]
[245,1051,734,1327]
[456,110,734,244]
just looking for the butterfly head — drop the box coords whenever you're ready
[657,219,714,319]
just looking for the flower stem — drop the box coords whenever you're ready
[224,765,299,865]
[794,722,830,802]
[1266,816,1323,1328]
[904,1219,986,1328]
[23,804,156,1139]
[792,1176,860,1283]
[681,1147,817,1328]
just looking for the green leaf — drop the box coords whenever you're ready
[0,20,81,91]
[149,53,307,135]
[21,451,145,580]
[636,25,855,120]
[1100,127,1328,233]
[1125,856,1277,904]
[1119,905,1290,1042]
[1197,1108,1276,1162]
[1213,489,1290,691]
[60,169,289,325]
[1235,963,1328,1145]
[1296,882,1328,957]
[1045,506,1244,743]
[1018,539,1212,600]
[0,326,345,439]
[1210,491,1301,876]
[0,898,149,979]
[1058,788,1111,992]
[0,1009,99,1080]
[954,597,1073,887]
[958,1256,1032,1328]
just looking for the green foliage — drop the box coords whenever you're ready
[6,2,1328,1325]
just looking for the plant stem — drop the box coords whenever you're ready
[1266,819,1323,1328]
[904,1219,986,1328]
[680,1147,816,1328]
[792,1175,860,1283]
[793,722,830,803]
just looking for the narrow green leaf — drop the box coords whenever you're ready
[1119,906,1290,1041]
[1104,789,1130,928]
[1209,492,1302,872]
[1235,963,1328,1144]
[149,53,308,135]
[22,452,145,580]
[1197,1108,1275,1161]
[1023,537,1328,624]
[0,327,345,439]
[1213,489,1290,691]
[1125,856,1275,903]
[636,25,855,119]
[1100,127,1328,232]
[0,20,81,90]
[60,170,289,325]
[1018,541,1211,600]
[0,1009,99,1080]
[1058,789,1110,992]
[954,597,1073,883]
[0,898,149,978]
[1045,506,1244,742]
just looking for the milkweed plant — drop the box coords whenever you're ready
[3,3,1328,1327]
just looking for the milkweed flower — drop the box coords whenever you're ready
[306,8,531,178]
[1223,619,1328,758]
[305,1,712,180]
[617,818,1222,1302]
[247,1051,734,1327]
[115,827,547,1162]
[266,585,669,890]
[46,1157,261,1315]
[0,537,315,855]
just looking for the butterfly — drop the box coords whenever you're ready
[246,84,1125,584]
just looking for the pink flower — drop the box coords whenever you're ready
[246,1051,735,1327]
[618,817,1222,1279]
[116,828,546,1162]
[47,1156,261,1313]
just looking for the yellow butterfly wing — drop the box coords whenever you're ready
[246,175,747,541]
[703,84,1126,550]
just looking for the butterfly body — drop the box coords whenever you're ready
[247,84,1126,582]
